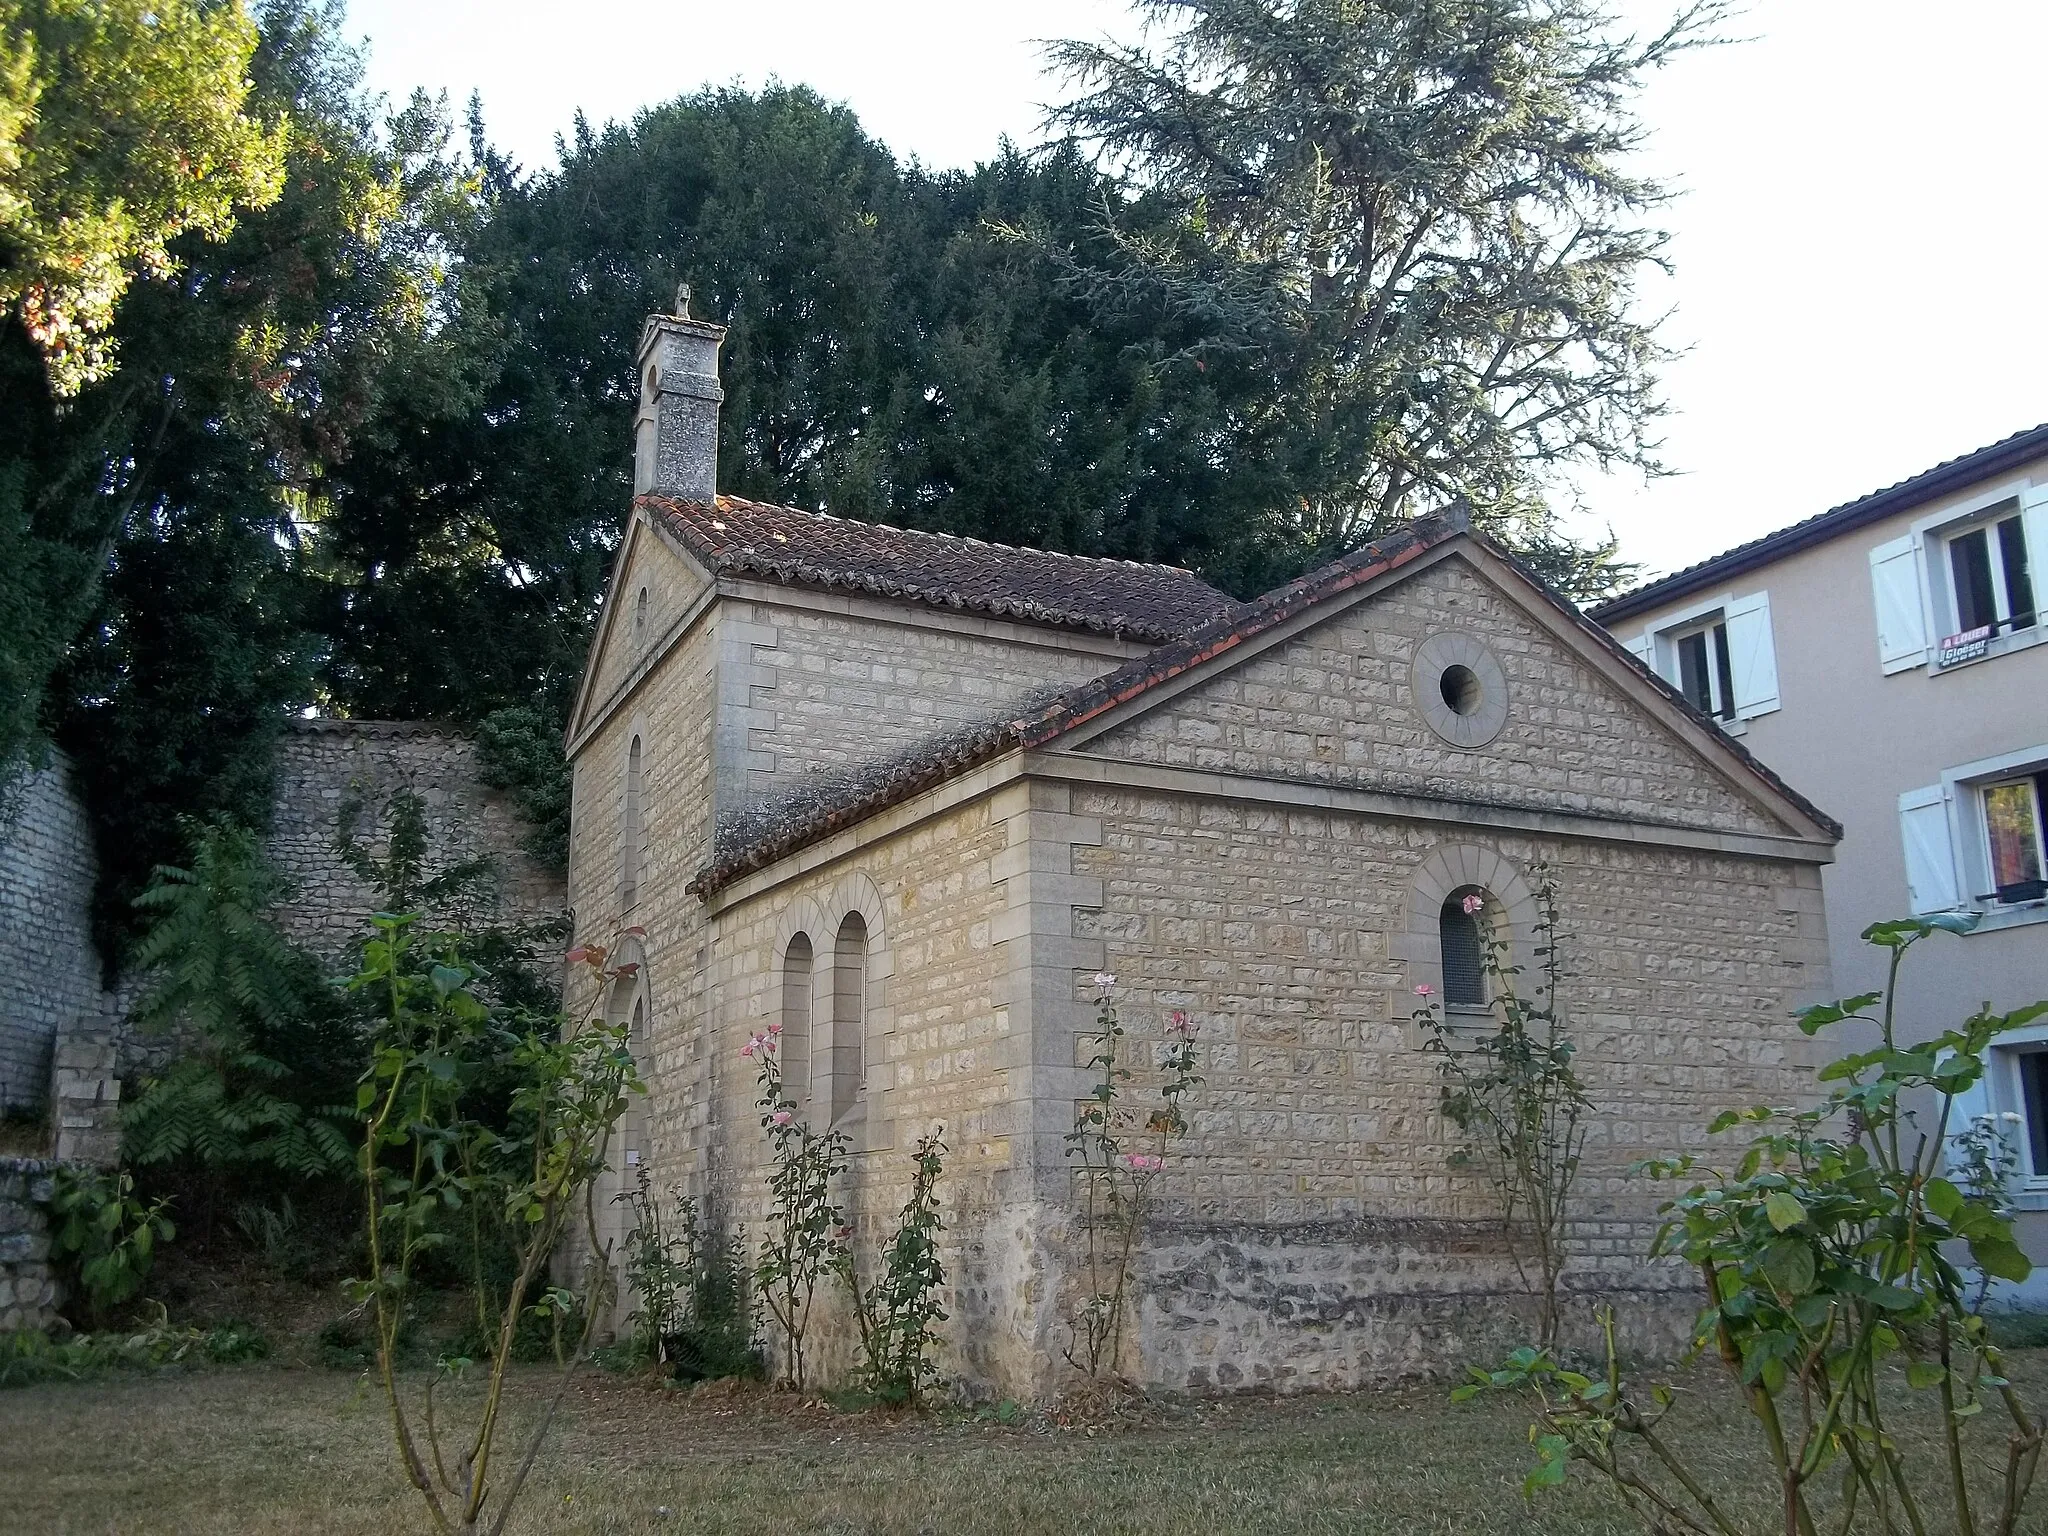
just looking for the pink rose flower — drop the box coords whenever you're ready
[771,1109,793,1127]
[1125,1153,1163,1173]
[1461,893,1484,916]
[1093,971,1117,992]
[766,1021,782,1037]
[1413,983,1433,997]
[1167,1009,1194,1038]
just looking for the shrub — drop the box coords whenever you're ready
[353,919,642,1536]
[1458,914,2046,1536]
[0,1309,265,1387]
[618,1174,760,1382]
[744,1023,850,1391]
[837,1128,949,1405]
[1416,869,1588,1350]
[46,1167,175,1327]
[1063,974,1201,1380]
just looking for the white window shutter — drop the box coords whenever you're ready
[1868,535,1928,673]
[2021,485,2048,608]
[1621,631,1655,669]
[1898,784,1960,913]
[1723,591,1780,719]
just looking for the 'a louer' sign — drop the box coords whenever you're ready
[1936,625,1993,668]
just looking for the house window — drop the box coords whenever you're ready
[1872,490,2048,673]
[1624,590,1778,724]
[1439,888,1490,1010]
[1672,617,1737,721]
[829,913,867,1124]
[1899,748,2048,917]
[621,735,644,912]
[2020,1049,2048,1178]
[781,933,813,1110]
[1983,773,2048,900]
[1945,512,2036,638]
[634,586,650,640]
[622,997,647,1169]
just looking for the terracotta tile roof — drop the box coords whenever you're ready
[689,509,1841,897]
[641,494,1237,643]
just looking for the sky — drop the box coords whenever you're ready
[345,1,2048,584]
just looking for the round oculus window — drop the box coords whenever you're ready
[1413,632,1509,747]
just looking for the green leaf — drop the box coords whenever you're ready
[1765,1191,1806,1232]
[1969,1236,2032,1284]
[1763,1237,1815,1296]
[1923,1177,1965,1222]
[1906,1362,1946,1390]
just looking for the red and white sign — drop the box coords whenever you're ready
[1936,625,1993,668]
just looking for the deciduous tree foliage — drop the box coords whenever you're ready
[0,0,287,394]
[11,0,477,960]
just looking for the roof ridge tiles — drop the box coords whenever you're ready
[641,493,1236,643]
[696,494,1206,576]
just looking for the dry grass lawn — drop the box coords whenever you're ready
[5,1350,2045,1535]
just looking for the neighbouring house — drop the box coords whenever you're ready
[563,298,1841,1397]
[1591,425,2048,1301]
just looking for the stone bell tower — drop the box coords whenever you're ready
[633,285,726,502]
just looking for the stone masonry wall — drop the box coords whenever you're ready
[1069,786,1830,1391]
[1092,553,1787,838]
[726,591,1145,810]
[0,753,116,1117]
[699,790,1026,1390]
[0,1158,63,1331]
[266,721,565,964]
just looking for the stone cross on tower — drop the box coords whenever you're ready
[633,292,725,502]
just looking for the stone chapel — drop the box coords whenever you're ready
[561,300,1841,1397]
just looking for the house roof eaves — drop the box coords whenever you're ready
[1590,421,2048,626]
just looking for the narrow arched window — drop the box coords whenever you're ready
[621,735,644,911]
[622,996,647,1171]
[781,933,813,1110]
[1439,886,1490,1009]
[634,585,650,641]
[831,912,867,1124]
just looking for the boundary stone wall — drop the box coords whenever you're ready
[266,720,566,964]
[0,1158,62,1331]
[0,723,565,1131]
[0,753,115,1118]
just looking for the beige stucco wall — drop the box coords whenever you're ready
[1608,457,2048,1273]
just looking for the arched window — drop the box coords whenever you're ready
[781,933,813,1110]
[633,585,650,640]
[622,996,647,1171]
[830,912,867,1124]
[1439,886,1490,1009]
[621,735,644,912]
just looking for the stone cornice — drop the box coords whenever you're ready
[699,738,1834,916]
